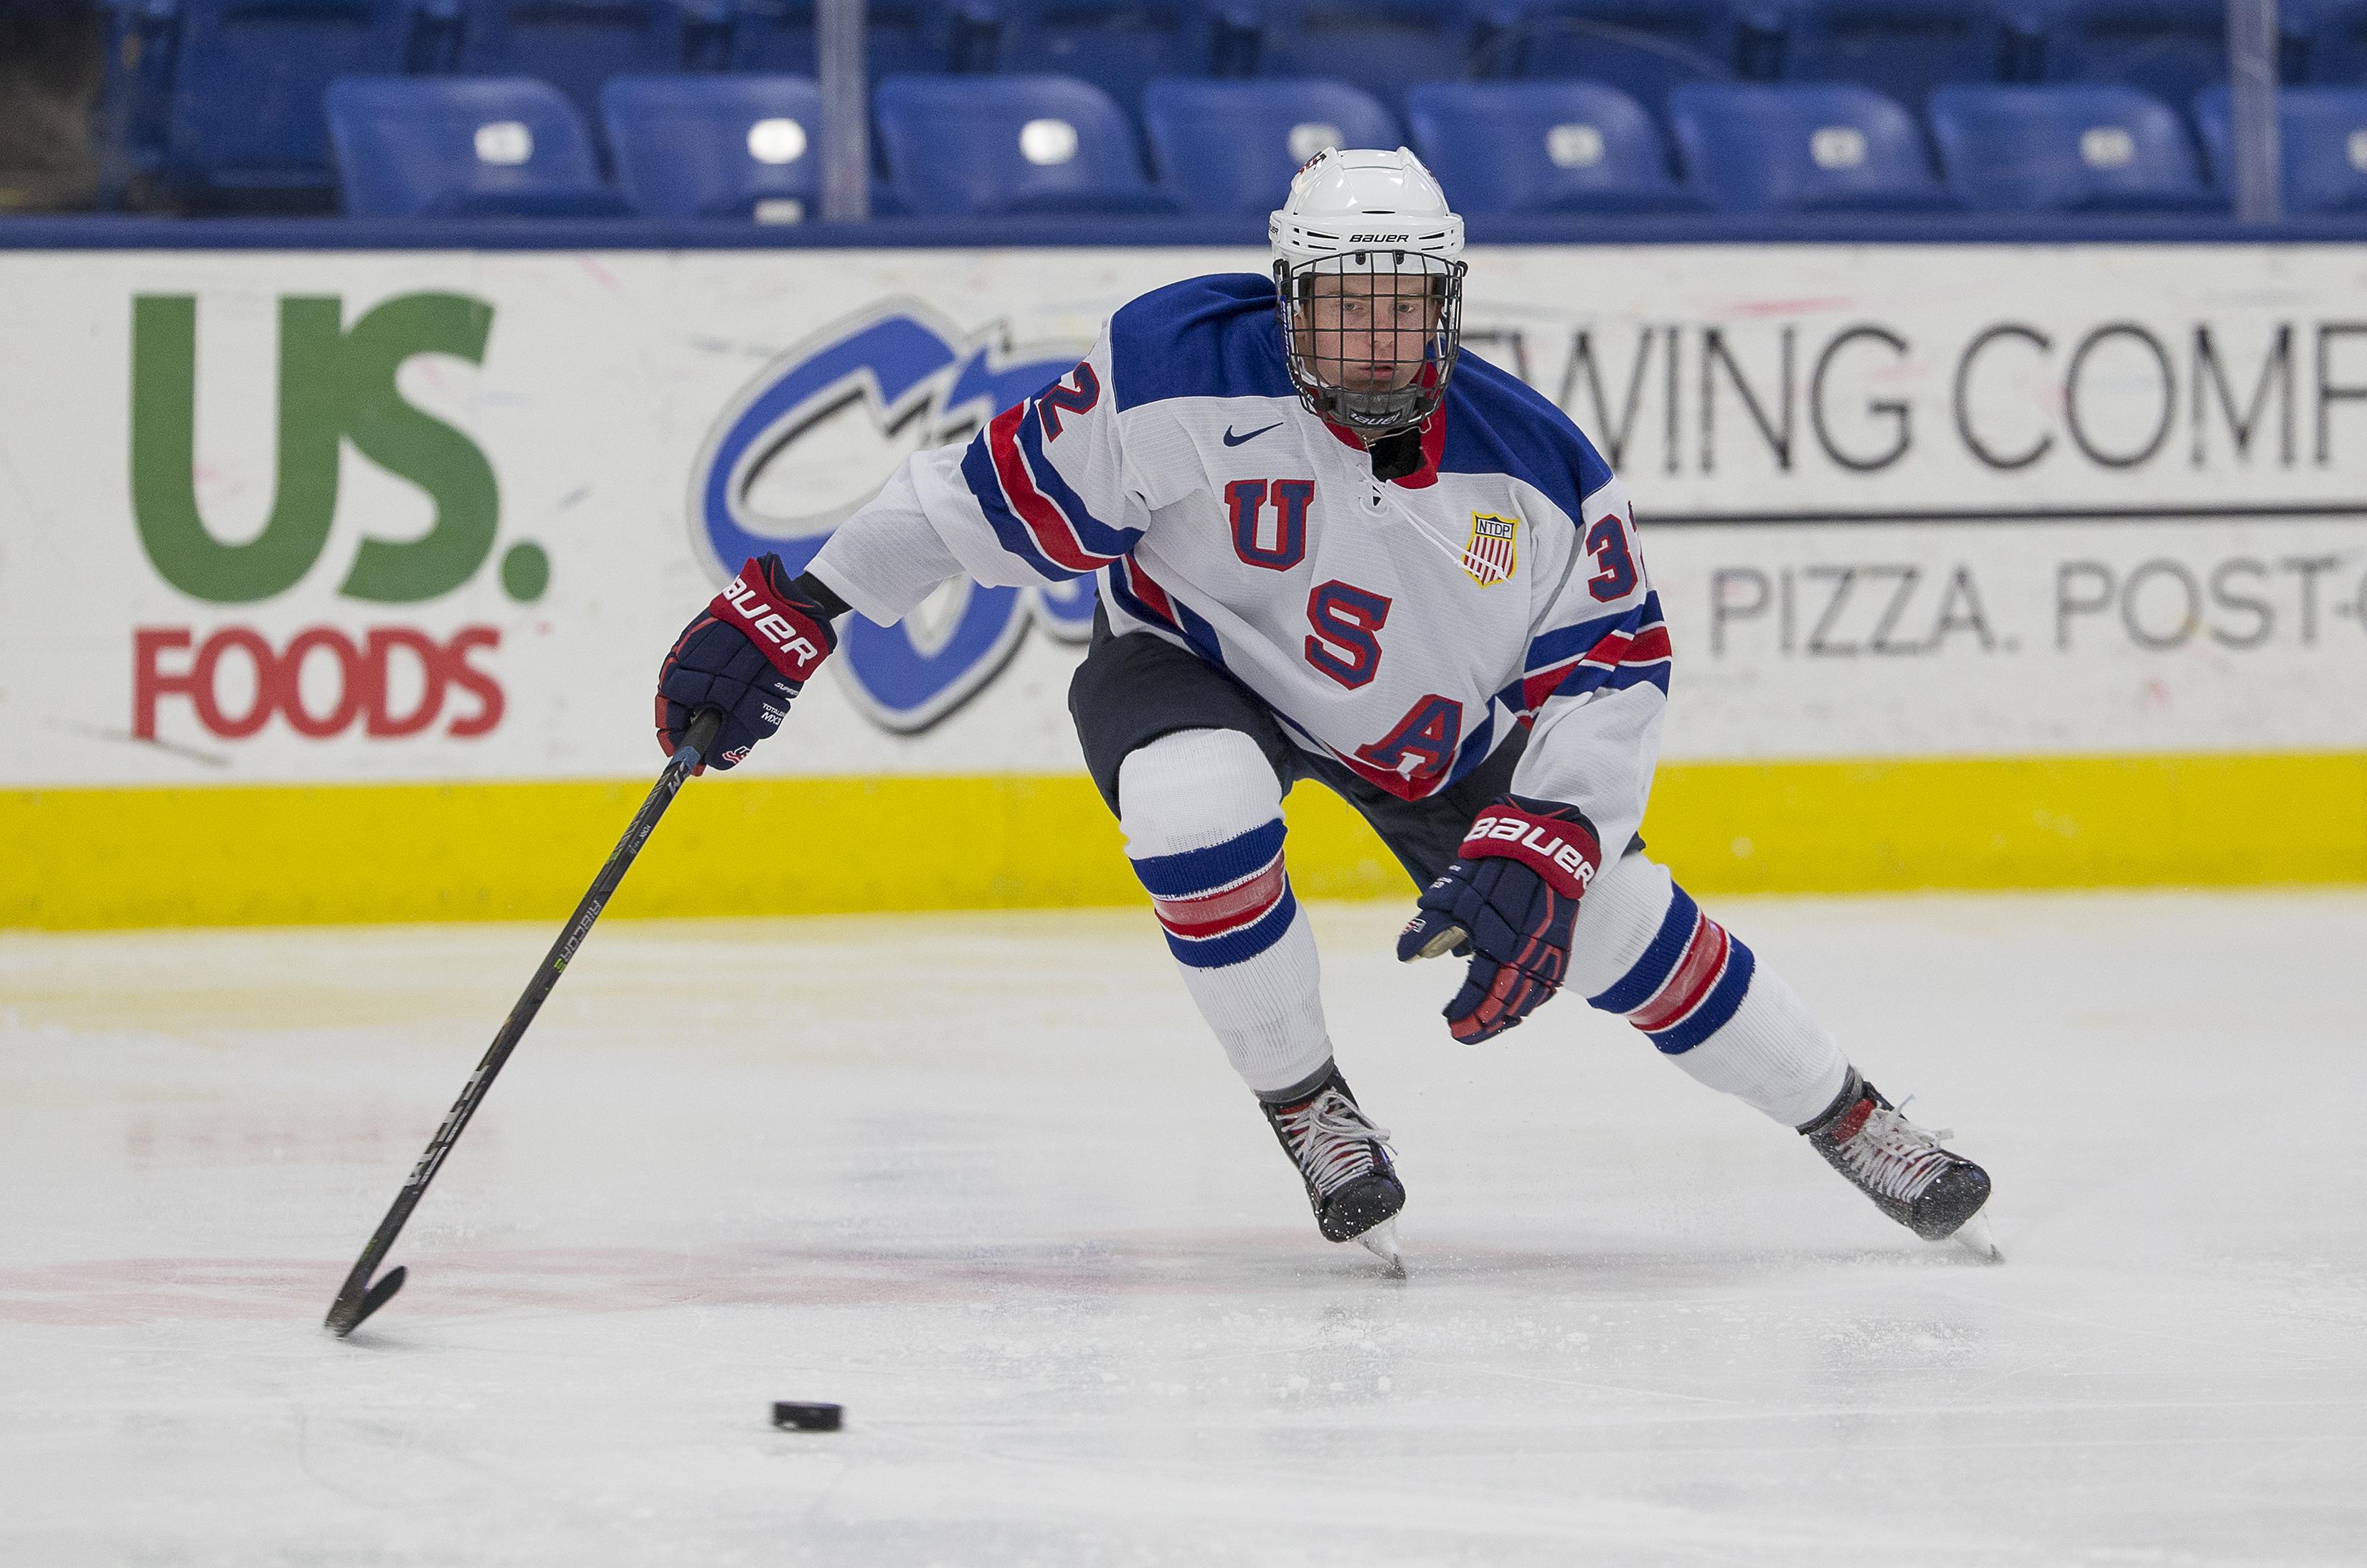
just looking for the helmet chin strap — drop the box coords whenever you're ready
[1321,383,1429,435]
[1293,374,1426,472]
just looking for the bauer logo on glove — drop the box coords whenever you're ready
[1463,808,1600,890]
[655,554,839,772]
[719,568,833,682]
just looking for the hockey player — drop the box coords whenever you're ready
[654,148,1996,1268]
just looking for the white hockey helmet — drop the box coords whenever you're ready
[1270,146,1468,436]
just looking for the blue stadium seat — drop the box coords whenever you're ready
[601,72,821,217]
[2287,0,2367,82]
[1929,82,2221,209]
[1141,77,1397,212]
[325,75,634,214]
[989,0,1205,110]
[2196,83,2367,212]
[1244,0,1466,105]
[453,0,717,136]
[1407,80,1710,210]
[724,0,985,77]
[107,0,435,208]
[1465,0,1732,115]
[874,72,1181,213]
[1755,0,2023,106]
[1667,82,1957,208]
[2026,0,2225,108]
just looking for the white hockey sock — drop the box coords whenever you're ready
[1665,965,1853,1128]
[1118,729,1331,1098]
[1569,854,1850,1128]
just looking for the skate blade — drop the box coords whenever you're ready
[1356,1218,1407,1277]
[1946,1209,2003,1264]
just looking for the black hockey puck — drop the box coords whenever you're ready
[772,1401,842,1432]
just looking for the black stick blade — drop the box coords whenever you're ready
[325,1265,407,1338]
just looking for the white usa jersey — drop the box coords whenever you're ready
[811,273,1669,854]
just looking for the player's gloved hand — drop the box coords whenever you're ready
[655,554,838,771]
[1396,796,1602,1042]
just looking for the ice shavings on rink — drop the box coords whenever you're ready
[1,892,2363,1567]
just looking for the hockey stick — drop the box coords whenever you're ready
[323,707,725,1339]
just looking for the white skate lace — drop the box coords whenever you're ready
[1835,1100,1957,1204]
[1277,1090,1393,1197]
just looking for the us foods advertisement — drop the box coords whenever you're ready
[1,242,2363,790]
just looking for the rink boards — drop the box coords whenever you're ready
[3,240,2365,925]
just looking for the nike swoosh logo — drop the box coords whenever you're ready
[1222,422,1282,447]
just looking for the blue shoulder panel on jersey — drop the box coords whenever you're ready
[1110,273,1297,411]
[1439,352,1614,528]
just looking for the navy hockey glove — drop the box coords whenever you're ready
[656,554,838,771]
[1396,797,1602,1043]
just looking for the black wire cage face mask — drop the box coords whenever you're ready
[1274,252,1468,438]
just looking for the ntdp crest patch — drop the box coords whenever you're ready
[1461,513,1518,587]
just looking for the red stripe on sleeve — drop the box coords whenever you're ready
[1518,620,1671,714]
[987,404,1100,574]
[1622,625,1672,663]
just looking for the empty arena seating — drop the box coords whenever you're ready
[1142,77,1399,209]
[1668,82,1957,208]
[1465,0,1733,111]
[2195,82,2367,211]
[105,0,437,207]
[986,0,1207,109]
[1407,80,1709,209]
[1241,0,1462,103]
[722,0,968,77]
[1928,82,2221,209]
[2025,0,2229,108]
[325,75,636,214]
[449,0,719,139]
[59,0,2367,225]
[2287,0,2367,82]
[1757,0,2023,105]
[873,71,1181,212]
[601,72,821,215]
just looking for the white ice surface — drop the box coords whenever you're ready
[2,893,2363,1567]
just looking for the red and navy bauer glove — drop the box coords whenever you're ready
[1396,796,1602,1042]
[656,554,839,770]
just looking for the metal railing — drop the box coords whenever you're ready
[2227,0,2281,219]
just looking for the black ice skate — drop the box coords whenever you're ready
[1802,1071,1999,1260]
[1261,1066,1406,1273]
